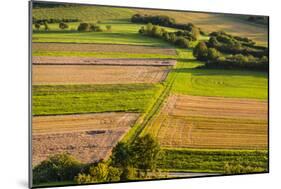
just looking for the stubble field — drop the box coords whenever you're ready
[33,65,170,84]
[144,94,268,149]
[32,113,139,165]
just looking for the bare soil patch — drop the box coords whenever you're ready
[32,56,176,66]
[144,95,268,149]
[33,43,177,55]
[33,65,170,84]
[32,113,139,166]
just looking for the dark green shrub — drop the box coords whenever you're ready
[33,153,82,184]
[175,37,190,48]
[90,24,103,32]
[193,42,209,60]
[120,166,135,181]
[168,33,177,43]
[77,23,91,32]
[106,25,112,31]
[43,22,49,31]
[208,48,220,60]
[59,22,68,30]
[35,23,40,30]
[151,25,163,37]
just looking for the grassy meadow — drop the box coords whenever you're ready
[31,3,269,186]
[33,84,163,116]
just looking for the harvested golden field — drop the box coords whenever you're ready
[33,42,177,55]
[32,113,139,166]
[33,56,176,66]
[144,95,268,149]
[134,9,268,45]
[33,65,170,84]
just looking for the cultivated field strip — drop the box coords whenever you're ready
[33,43,177,55]
[144,95,268,149]
[33,56,177,66]
[32,113,139,166]
[33,65,170,84]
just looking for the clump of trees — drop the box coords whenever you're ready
[77,23,103,32]
[75,161,122,184]
[111,134,162,179]
[32,153,83,184]
[193,31,269,71]
[139,23,193,48]
[131,14,202,39]
[32,17,80,24]
[132,14,175,27]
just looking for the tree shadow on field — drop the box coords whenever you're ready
[174,66,268,79]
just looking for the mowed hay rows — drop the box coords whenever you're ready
[33,56,177,66]
[32,113,139,166]
[33,65,170,84]
[144,95,268,149]
[33,43,177,55]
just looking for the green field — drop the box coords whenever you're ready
[33,84,163,116]
[33,5,135,21]
[32,20,178,46]
[158,148,268,173]
[172,60,268,99]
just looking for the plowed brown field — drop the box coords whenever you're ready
[33,65,170,84]
[32,113,139,166]
[144,95,268,149]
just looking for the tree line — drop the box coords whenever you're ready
[131,14,205,35]
[33,21,112,32]
[33,17,80,24]
[193,31,268,71]
[138,23,200,48]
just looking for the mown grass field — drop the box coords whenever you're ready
[32,84,163,116]
[171,52,268,99]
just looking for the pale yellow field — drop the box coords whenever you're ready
[143,95,268,149]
